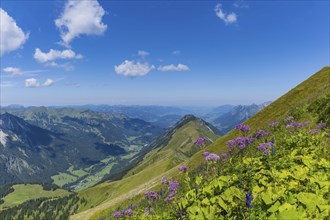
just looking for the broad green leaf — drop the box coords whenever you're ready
[268,200,281,213]
[201,198,210,206]
[277,208,303,220]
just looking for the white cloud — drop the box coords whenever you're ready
[25,78,55,88]
[233,1,249,8]
[172,50,181,55]
[25,78,40,88]
[138,50,149,57]
[114,60,154,77]
[34,48,83,63]
[42,79,54,87]
[55,0,107,45]
[0,8,29,56]
[2,67,22,75]
[214,4,237,25]
[158,64,190,72]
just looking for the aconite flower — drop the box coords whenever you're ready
[246,191,253,208]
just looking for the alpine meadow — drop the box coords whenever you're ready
[0,1,329,220]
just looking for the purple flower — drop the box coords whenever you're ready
[179,165,188,172]
[256,142,274,155]
[229,137,255,150]
[168,181,180,191]
[310,129,319,135]
[113,211,123,218]
[236,124,251,133]
[269,121,279,128]
[124,208,133,216]
[202,152,210,157]
[144,190,158,201]
[194,137,208,146]
[317,123,327,129]
[302,121,310,126]
[205,153,220,162]
[164,196,174,202]
[221,152,228,161]
[246,191,253,208]
[286,121,302,129]
[161,176,168,184]
[255,130,270,139]
[226,140,235,149]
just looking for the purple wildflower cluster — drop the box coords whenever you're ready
[236,124,251,133]
[113,207,134,218]
[194,137,208,146]
[144,190,158,201]
[161,177,180,203]
[268,121,279,128]
[113,211,123,218]
[245,191,253,208]
[286,121,310,129]
[179,165,188,172]
[124,208,133,216]
[310,129,319,135]
[205,153,220,162]
[226,137,255,150]
[255,130,271,139]
[201,152,220,162]
[221,152,228,162]
[256,142,274,154]
[317,123,327,129]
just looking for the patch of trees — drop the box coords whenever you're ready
[0,194,88,220]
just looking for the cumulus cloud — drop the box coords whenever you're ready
[138,50,149,57]
[214,4,237,25]
[2,67,22,75]
[25,78,40,88]
[34,48,83,63]
[158,64,190,72]
[114,60,154,77]
[25,78,54,88]
[42,79,54,87]
[0,8,29,56]
[55,0,107,45]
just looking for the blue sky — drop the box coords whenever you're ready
[1,0,329,106]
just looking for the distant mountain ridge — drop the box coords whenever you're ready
[0,108,163,186]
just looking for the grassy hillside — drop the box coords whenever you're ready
[0,184,70,210]
[187,66,329,167]
[70,116,219,219]
[85,67,329,219]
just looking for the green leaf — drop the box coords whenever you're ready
[261,190,273,205]
[217,197,228,212]
[277,209,302,220]
[268,200,281,213]
[201,198,210,206]
[195,175,203,186]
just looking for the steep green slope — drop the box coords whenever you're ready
[87,66,329,219]
[69,116,219,219]
[187,66,329,167]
